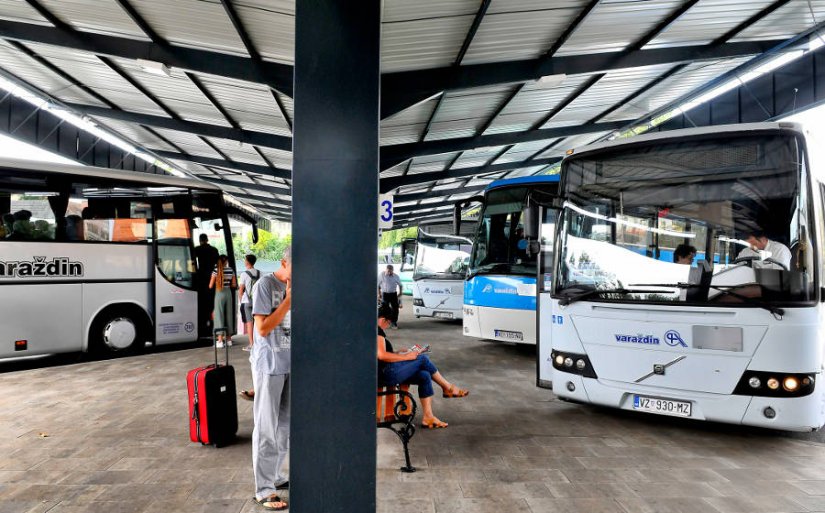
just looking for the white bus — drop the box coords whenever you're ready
[539,122,825,431]
[0,159,258,358]
[409,220,473,321]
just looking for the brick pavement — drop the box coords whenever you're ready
[2,308,825,512]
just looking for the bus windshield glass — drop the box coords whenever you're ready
[413,230,472,281]
[556,133,816,306]
[469,186,536,277]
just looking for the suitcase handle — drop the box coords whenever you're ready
[213,328,229,366]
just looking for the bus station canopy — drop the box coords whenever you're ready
[0,0,822,223]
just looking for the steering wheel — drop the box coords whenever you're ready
[731,256,760,267]
[762,258,789,271]
[732,255,789,271]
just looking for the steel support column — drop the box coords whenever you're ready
[292,2,380,512]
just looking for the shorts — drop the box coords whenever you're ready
[240,302,254,323]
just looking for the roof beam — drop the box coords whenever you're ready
[199,175,290,194]
[219,0,293,132]
[0,19,293,95]
[381,156,561,192]
[381,120,624,169]
[381,39,777,118]
[395,184,486,203]
[153,150,291,180]
[394,202,455,215]
[69,103,291,151]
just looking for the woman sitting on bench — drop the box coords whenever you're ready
[377,304,469,429]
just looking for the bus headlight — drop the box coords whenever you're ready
[413,298,424,306]
[550,351,597,378]
[734,371,815,397]
[783,377,799,392]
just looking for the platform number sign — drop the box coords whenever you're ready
[379,194,394,229]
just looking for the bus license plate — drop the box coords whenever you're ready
[633,395,691,418]
[494,329,523,341]
[434,312,454,319]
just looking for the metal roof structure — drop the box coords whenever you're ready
[0,0,823,223]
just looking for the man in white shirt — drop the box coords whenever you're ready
[738,230,792,270]
[378,264,403,328]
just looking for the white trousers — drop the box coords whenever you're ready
[252,370,290,499]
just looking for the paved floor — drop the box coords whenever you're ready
[3,308,825,512]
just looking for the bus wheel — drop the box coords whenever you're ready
[90,307,148,355]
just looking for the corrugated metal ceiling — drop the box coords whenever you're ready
[0,0,818,220]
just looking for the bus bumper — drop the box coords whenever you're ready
[553,374,824,432]
[414,305,463,320]
[461,305,535,345]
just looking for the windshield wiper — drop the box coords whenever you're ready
[467,263,511,279]
[628,283,785,319]
[558,287,673,306]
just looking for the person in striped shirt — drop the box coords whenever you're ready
[209,254,237,348]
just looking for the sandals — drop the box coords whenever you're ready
[443,385,469,398]
[239,390,255,401]
[255,494,288,511]
[421,418,448,429]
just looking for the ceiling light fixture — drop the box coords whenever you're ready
[535,73,567,88]
[137,59,171,77]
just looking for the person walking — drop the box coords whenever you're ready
[238,254,261,351]
[378,264,403,328]
[209,254,236,348]
[250,248,292,511]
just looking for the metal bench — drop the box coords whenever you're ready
[376,384,417,473]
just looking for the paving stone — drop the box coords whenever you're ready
[703,495,808,513]
[3,309,825,513]
[524,497,628,513]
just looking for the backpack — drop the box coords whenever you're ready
[244,269,261,301]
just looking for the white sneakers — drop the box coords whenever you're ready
[216,341,225,349]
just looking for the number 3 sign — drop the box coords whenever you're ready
[378,194,394,229]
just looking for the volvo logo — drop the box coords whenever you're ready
[664,330,687,347]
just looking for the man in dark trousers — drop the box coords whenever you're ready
[378,264,403,328]
[194,233,219,335]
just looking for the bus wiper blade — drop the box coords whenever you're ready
[629,283,785,319]
[559,288,631,306]
[467,263,510,279]
[558,287,671,306]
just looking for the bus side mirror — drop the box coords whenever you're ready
[452,203,461,236]
[251,223,259,244]
[214,222,222,232]
[523,204,539,239]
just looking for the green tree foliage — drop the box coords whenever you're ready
[217,229,292,261]
[378,227,416,249]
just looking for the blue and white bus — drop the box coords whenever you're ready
[463,176,560,344]
[540,122,825,431]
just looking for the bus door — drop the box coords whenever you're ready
[154,198,199,344]
[536,205,559,389]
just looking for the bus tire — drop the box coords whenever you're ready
[89,305,151,355]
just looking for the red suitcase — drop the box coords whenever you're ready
[187,329,238,447]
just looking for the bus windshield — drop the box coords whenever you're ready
[469,187,536,277]
[556,132,816,306]
[413,230,472,281]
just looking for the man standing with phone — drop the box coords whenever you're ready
[250,247,291,510]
